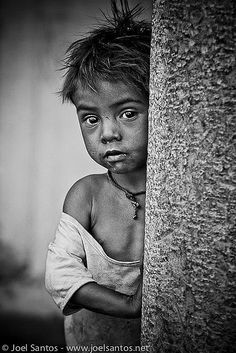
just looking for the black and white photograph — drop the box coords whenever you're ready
[0,0,235,352]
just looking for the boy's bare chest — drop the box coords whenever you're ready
[90,193,145,262]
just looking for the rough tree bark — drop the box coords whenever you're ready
[141,0,236,352]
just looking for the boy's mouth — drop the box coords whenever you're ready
[104,150,127,162]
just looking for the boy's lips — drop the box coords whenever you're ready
[104,150,127,162]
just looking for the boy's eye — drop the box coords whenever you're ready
[120,111,137,120]
[84,116,99,126]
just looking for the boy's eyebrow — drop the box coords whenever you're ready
[109,97,144,109]
[76,97,144,113]
[76,104,97,112]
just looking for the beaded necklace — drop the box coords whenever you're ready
[107,170,146,219]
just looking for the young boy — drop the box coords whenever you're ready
[45,0,151,348]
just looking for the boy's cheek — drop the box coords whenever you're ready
[80,129,96,148]
[84,141,98,157]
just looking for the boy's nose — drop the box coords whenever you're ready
[101,118,122,144]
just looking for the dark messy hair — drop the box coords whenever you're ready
[61,0,151,103]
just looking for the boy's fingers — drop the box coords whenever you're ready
[140,262,144,274]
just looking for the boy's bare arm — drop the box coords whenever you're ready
[63,177,92,230]
[70,281,142,318]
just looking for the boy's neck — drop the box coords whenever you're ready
[109,168,146,194]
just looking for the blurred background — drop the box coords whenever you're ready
[0,0,152,346]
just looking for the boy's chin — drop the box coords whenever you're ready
[91,156,147,174]
[105,163,147,175]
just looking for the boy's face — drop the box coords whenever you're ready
[74,80,148,175]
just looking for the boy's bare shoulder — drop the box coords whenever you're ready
[63,173,107,228]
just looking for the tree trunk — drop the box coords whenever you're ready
[141,0,236,352]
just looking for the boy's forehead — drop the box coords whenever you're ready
[73,80,147,106]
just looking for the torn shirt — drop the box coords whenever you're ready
[45,212,141,346]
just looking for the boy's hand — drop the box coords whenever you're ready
[128,281,143,318]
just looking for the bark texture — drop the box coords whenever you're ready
[142,0,236,352]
